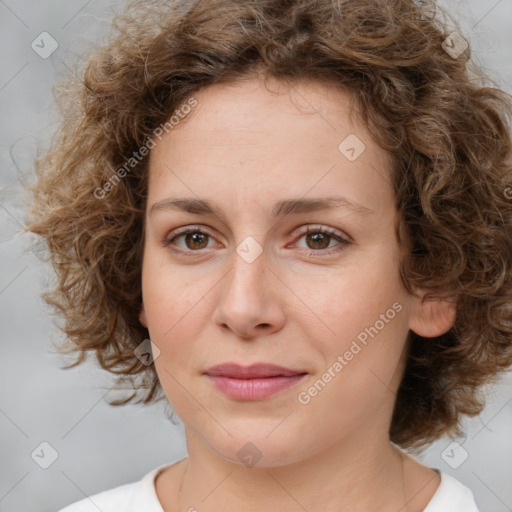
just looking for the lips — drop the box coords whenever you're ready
[204,362,306,379]
[203,363,308,400]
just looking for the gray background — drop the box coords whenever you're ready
[0,1,511,511]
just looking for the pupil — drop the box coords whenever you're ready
[307,232,329,250]
[187,232,208,249]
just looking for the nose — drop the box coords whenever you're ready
[211,246,286,340]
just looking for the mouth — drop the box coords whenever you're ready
[203,363,308,400]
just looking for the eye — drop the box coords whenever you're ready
[163,224,351,257]
[292,225,351,256]
[163,226,217,255]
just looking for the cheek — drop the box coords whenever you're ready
[292,252,405,347]
[141,251,205,336]
[293,254,408,404]
[295,309,408,443]
[140,255,224,378]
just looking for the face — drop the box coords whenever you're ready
[139,75,455,467]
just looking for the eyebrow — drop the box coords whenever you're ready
[149,195,373,218]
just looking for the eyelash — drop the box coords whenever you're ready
[163,225,351,258]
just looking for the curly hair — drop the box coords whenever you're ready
[25,0,512,451]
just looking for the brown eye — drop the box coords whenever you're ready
[294,225,351,256]
[183,231,209,250]
[164,224,351,258]
[304,231,331,250]
[164,227,216,253]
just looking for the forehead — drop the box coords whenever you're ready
[147,76,395,217]
[158,76,364,146]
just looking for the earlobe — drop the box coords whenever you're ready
[408,292,457,338]
[139,304,148,328]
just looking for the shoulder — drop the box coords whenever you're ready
[55,462,177,512]
[423,470,480,512]
[56,480,139,512]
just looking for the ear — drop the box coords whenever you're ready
[408,291,457,338]
[139,303,148,328]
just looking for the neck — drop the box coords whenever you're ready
[167,431,431,512]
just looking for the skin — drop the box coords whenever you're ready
[138,73,456,512]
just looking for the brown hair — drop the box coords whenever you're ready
[25,0,512,451]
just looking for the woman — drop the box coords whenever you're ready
[27,0,512,510]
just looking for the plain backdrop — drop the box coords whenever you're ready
[0,1,511,511]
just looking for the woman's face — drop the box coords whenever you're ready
[139,76,454,466]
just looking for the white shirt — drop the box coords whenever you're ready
[58,459,480,512]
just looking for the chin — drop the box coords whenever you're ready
[203,429,314,469]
